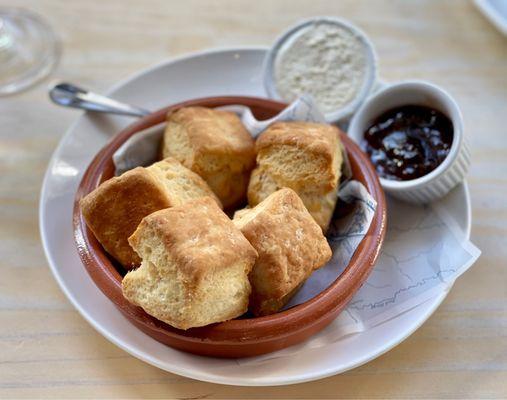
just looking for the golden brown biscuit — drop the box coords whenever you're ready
[123,197,258,330]
[255,121,342,191]
[80,158,220,269]
[248,121,343,231]
[233,188,332,316]
[248,166,338,230]
[162,106,256,209]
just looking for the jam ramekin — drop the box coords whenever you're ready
[348,80,470,204]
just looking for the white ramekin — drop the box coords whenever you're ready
[263,16,377,123]
[348,80,470,204]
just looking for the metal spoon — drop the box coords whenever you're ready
[49,82,151,117]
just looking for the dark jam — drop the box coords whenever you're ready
[362,105,453,181]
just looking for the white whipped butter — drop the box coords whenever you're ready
[274,22,369,114]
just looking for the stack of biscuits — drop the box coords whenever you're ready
[81,106,343,330]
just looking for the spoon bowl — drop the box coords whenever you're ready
[49,82,151,117]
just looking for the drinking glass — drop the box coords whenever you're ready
[0,7,60,96]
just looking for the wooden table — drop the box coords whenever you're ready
[1,0,505,398]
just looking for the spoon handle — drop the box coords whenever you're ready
[49,83,151,117]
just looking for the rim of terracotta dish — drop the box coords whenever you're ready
[73,96,387,345]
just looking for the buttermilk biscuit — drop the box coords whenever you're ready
[248,121,343,231]
[122,197,258,330]
[162,106,256,209]
[233,188,332,316]
[80,157,220,269]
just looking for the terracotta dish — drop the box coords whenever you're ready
[73,96,387,358]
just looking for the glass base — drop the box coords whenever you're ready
[0,8,60,96]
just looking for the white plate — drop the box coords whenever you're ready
[39,47,471,386]
[474,0,507,36]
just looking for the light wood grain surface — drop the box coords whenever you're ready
[1,0,506,398]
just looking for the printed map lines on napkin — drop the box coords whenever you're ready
[364,282,392,289]
[339,194,376,213]
[328,207,369,255]
[388,221,446,234]
[346,198,480,328]
[380,241,445,282]
[349,268,457,311]
[349,240,448,312]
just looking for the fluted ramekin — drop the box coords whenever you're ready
[348,80,470,204]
